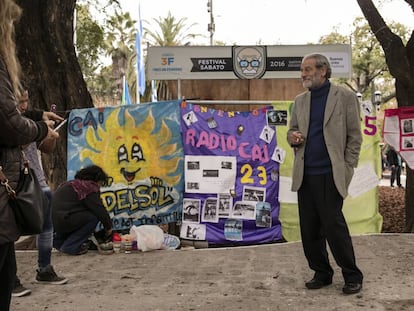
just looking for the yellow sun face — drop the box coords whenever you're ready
[80,108,181,186]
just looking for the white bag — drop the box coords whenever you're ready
[130,225,164,252]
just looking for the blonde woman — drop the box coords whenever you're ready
[0,1,59,309]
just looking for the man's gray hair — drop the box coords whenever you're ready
[302,53,332,79]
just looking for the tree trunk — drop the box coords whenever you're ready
[405,157,414,231]
[357,0,414,232]
[14,0,93,189]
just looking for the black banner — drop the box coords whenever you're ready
[266,57,303,71]
[191,58,233,72]
[190,56,303,73]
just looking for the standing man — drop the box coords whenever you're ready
[287,53,363,295]
[386,146,403,188]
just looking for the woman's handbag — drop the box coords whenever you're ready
[0,155,45,235]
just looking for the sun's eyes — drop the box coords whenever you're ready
[118,144,128,163]
[131,143,144,161]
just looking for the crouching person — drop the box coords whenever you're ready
[52,165,113,255]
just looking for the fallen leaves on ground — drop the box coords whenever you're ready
[379,186,406,233]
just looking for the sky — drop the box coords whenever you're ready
[118,0,413,46]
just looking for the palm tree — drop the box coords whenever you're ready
[143,11,202,100]
[104,11,137,103]
[144,11,200,46]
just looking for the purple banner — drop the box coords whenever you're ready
[180,102,282,245]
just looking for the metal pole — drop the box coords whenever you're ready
[207,0,215,46]
[136,68,140,104]
[73,7,77,55]
[186,100,276,105]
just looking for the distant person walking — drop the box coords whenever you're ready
[386,146,403,188]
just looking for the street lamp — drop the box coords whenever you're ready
[374,90,382,111]
[356,92,362,103]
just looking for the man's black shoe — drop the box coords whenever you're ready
[342,283,362,295]
[305,278,332,289]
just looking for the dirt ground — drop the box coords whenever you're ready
[11,234,414,311]
[11,184,412,311]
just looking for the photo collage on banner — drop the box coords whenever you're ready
[180,101,282,245]
[383,107,414,169]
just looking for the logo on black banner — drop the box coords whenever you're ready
[232,46,266,79]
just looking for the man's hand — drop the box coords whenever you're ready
[289,131,305,146]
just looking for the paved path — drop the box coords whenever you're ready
[11,234,414,311]
[379,170,406,187]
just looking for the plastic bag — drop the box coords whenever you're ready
[129,225,164,252]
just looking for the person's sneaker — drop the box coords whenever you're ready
[36,265,68,285]
[91,235,114,255]
[12,283,31,297]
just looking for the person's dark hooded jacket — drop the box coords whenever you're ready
[0,57,49,244]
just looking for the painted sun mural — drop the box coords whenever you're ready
[67,101,184,229]
[80,107,181,186]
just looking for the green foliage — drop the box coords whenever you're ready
[319,17,410,104]
[144,11,201,46]
[75,4,105,84]
[103,11,138,102]
[104,11,137,56]
[142,11,203,101]
[75,4,204,104]
[318,27,350,44]
[76,2,139,104]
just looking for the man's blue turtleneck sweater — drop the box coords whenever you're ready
[304,80,332,175]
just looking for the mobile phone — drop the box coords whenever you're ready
[54,119,67,132]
